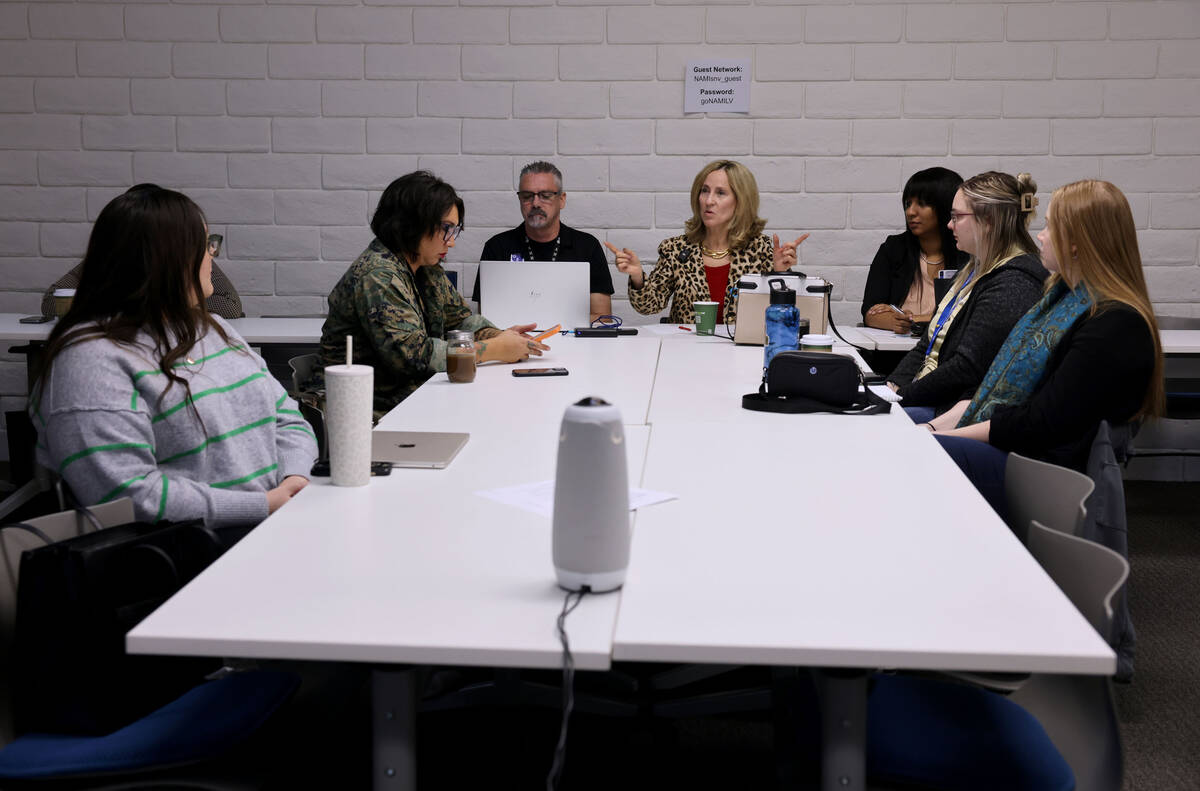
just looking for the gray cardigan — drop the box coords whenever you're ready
[888,253,1048,412]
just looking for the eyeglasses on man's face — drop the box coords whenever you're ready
[206,234,223,257]
[948,211,974,224]
[517,190,561,204]
[441,222,464,243]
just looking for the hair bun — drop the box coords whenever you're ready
[1016,172,1038,212]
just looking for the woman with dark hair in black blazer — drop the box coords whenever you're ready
[861,167,968,335]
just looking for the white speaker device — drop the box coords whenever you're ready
[552,397,631,593]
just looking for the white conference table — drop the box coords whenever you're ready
[1160,329,1200,355]
[377,333,663,431]
[2,312,1196,354]
[130,336,663,673]
[125,331,1113,791]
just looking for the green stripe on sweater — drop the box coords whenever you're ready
[151,372,266,424]
[59,442,153,474]
[157,416,275,465]
[131,345,246,381]
[156,475,169,522]
[131,345,247,410]
[211,463,278,489]
[100,473,149,504]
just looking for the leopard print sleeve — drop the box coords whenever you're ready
[628,236,685,317]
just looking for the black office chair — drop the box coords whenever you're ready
[287,353,327,461]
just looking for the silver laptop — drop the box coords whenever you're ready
[371,431,469,469]
[478,260,590,330]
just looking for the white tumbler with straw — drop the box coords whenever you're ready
[325,336,373,487]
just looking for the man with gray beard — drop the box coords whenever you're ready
[471,161,614,322]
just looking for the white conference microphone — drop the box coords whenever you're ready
[552,397,631,593]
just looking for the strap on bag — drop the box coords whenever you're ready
[0,523,55,547]
[741,387,891,415]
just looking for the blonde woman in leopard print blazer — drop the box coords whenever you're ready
[606,160,808,325]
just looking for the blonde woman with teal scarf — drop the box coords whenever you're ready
[923,180,1164,518]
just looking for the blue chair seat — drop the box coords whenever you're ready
[0,670,298,780]
[868,673,1074,791]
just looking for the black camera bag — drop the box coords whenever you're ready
[741,351,891,415]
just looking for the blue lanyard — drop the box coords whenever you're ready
[926,271,973,356]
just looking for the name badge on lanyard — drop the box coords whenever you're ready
[926,271,973,356]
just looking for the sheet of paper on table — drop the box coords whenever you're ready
[868,384,903,403]
[859,327,919,341]
[640,324,697,336]
[476,480,678,519]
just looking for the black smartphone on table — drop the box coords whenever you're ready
[19,315,53,324]
[512,368,569,377]
[309,460,392,477]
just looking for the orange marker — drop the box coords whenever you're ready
[533,324,561,343]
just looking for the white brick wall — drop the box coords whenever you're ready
[125,7,220,43]
[1,0,1199,461]
[133,79,227,116]
[35,79,129,115]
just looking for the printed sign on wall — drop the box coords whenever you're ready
[685,59,751,114]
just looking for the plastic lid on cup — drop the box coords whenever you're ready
[801,334,834,346]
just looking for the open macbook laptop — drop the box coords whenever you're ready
[371,431,469,469]
[478,260,590,330]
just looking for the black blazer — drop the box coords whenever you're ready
[861,233,968,319]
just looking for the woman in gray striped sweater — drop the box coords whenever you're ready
[31,184,317,527]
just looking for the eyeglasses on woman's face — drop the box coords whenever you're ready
[206,234,223,257]
[441,222,463,243]
[948,211,974,225]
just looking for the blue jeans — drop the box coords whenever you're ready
[934,434,1010,522]
[903,406,936,423]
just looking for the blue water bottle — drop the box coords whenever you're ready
[764,278,800,372]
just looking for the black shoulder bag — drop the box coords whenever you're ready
[8,515,229,735]
[742,351,891,415]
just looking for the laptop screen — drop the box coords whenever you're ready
[477,260,590,330]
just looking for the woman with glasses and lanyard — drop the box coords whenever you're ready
[32,184,317,527]
[317,170,548,417]
[886,171,1048,422]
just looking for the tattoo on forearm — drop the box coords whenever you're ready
[475,328,502,340]
[475,341,487,360]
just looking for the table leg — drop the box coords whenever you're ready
[813,668,868,791]
[372,668,417,791]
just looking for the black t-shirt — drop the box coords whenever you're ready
[471,223,615,303]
